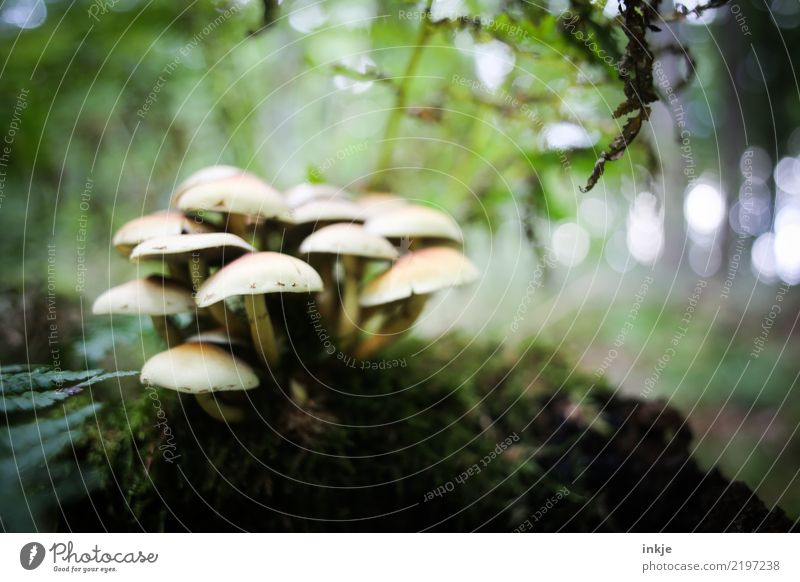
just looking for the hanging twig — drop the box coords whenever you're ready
[580,0,661,192]
[372,0,434,185]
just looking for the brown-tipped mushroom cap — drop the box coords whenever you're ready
[112,211,213,256]
[356,193,408,219]
[285,183,351,209]
[130,232,255,263]
[299,224,399,260]
[196,252,323,307]
[359,247,479,307]
[177,174,292,222]
[364,205,463,243]
[291,199,364,225]
[172,165,249,205]
[140,343,259,393]
[92,276,194,315]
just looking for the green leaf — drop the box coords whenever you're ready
[3,404,101,470]
[0,366,135,528]
[0,390,71,414]
[0,367,136,412]
[0,367,102,395]
[69,370,138,392]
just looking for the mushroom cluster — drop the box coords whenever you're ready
[93,166,478,421]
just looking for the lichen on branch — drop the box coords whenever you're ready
[579,0,733,191]
[579,0,661,192]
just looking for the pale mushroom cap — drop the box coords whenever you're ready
[356,193,408,219]
[196,252,324,307]
[92,276,195,316]
[185,328,248,347]
[177,174,292,221]
[359,247,479,307]
[364,205,463,242]
[299,224,399,260]
[112,211,213,255]
[291,199,364,225]
[172,165,248,204]
[140,343,259,393]
[130,232,255,262]
[285,183,351,208]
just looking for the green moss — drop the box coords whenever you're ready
[75,337,609,531]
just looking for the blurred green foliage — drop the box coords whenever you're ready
[0,0,647,296]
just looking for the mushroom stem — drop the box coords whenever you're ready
[337,255,362,343]
[244,294,278,368]
[358,305,388,334]
[188,258,247,336]
[260,226,271,252]
[194,392,245,423]
[207,301,249,338]
[315,257,335,322]
[226,213,249,240]
[150,315,181,347]
[354,294,428,359]
[167,261,192,286]
[188,255,208,292]
[259,223,277,252]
